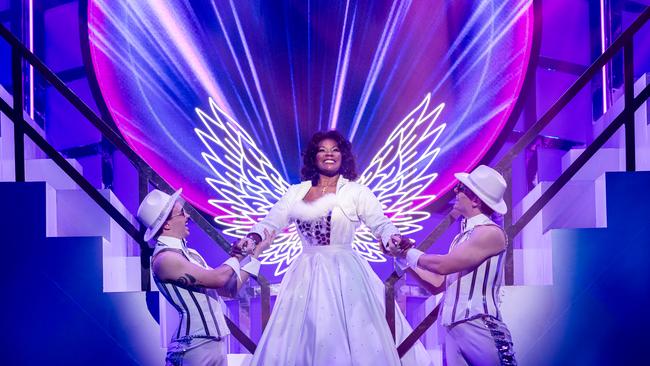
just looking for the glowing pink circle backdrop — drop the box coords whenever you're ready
[86,0,533,217]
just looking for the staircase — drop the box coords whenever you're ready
[504,171,650,365]
[0,84,269,364]
[501,73,650,364]
[1,180,165,364]
[513,73,649,286]
[0,85,166,364]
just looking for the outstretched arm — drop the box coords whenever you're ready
[383,238,446,295]
[409,226,506,275]
[409,267,446,295]
[153,251,238,290]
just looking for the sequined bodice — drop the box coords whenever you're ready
[295,213,332,246]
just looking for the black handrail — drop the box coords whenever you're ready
[494,9,649,172]
[388,6,650,357]
[11,51,25,182]
[508,81,650,238]
[0,27,146,172]
[0,95,147,245]
[501,13,647,237]
[0,47,148,256]
[0,24,270,351]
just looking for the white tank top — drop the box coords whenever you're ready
[153,236,230,340]
[440,214,506,326]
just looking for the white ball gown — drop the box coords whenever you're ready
[249,179,432,366]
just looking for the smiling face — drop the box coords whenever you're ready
[315,138,342,177]
[162,200,190,239]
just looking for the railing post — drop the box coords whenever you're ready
[257,276,271,331]
[623,41,635,172]
[385,273,400,340]
[11,49,25,182]
[397,302,441,358]
[503,166,514,285]
[139,171,151,291]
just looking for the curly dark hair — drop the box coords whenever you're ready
[300,130,358,185]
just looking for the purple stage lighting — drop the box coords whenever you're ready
[85,0,533,271]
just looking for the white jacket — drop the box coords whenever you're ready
[250,177,399,246]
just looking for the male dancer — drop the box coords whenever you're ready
[137,188,273,366]
[394,165,517,365]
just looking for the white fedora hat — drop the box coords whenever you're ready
[137,188,183,241]
[454,165,507,215]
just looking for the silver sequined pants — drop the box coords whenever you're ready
[443,315,517,366]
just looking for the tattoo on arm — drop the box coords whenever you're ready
[174,273,203,291]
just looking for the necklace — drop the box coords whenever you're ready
[320,183,331,195]
[318,180,335,195]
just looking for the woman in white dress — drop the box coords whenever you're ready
[245,130,432,366]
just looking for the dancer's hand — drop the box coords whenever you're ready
[382,236,415,257]
[230,239,248,259]
[380,234,398,256]
[252,229,276,258]
[396,236,415,257]
[390,234,404,256]
[231,233,261,258]
[381,234,408,256]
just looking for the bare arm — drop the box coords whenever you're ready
[408,267,446,295]
[153,250,237,290]
[417,226,506,275]
[382,237,445,295]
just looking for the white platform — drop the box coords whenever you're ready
[103,253,142,293]
[56,188,138,256]
[514,178,606,285]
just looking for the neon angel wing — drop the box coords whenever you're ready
[355,93,446,261]
[194,98,301,275]
[195,94,446,273]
